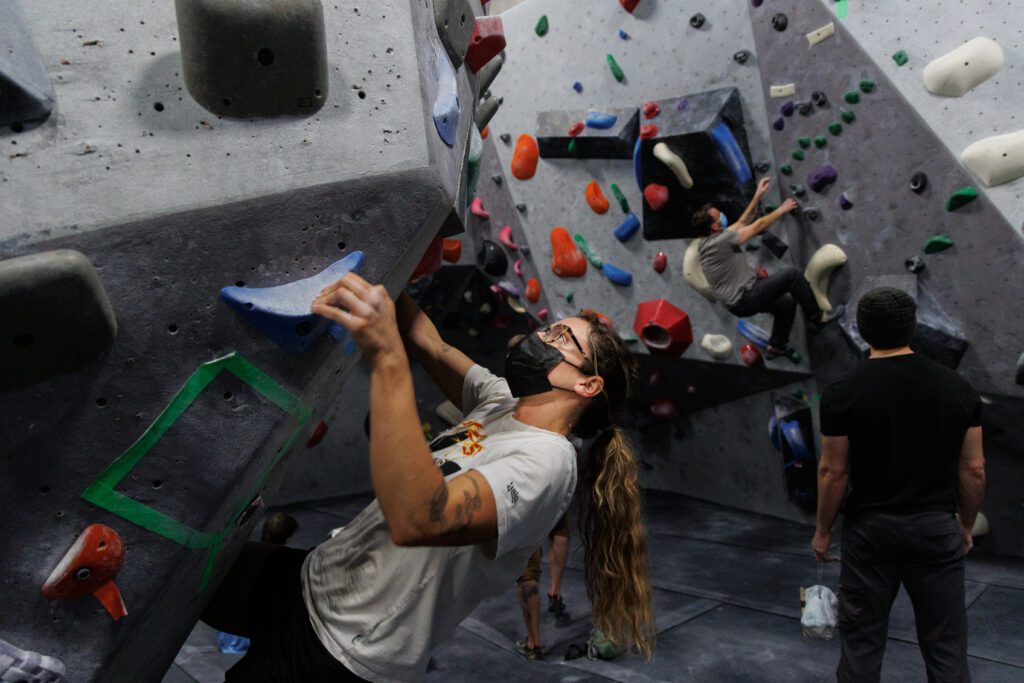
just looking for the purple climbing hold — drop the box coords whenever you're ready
[772,117,785,131]
[676,99,688,111]
[807,164,838,193]
[839,192,854,210]
[781,100,795,117]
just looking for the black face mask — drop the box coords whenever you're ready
[505,333,581,398]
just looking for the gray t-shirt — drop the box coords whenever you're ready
[697,229,756,308]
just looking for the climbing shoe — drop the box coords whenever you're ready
[547,594,566,617]
[812,304,846,330]
[515,640,544,661]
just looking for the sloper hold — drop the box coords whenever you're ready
[603,262,633,287]
[945,186,978,211]
[614,213,641,242]
[432,42,459,147]
[220,251,364,355]
[477,239,509,276]
[474,96,502,131]
[511,134,539,179]
[1,249,117,391]
[0,637,66,682]
[476,54,504,95]
[808,164,838,193]
[634,299,692,356]
[683,240,717,302]
[804,244,847,312]
[586,180,610,214]
[760,232,789,259]
[551,227,587,277]
[433,0,474,69]
[923,37,1004,97]
[465,16,506,74]
[961,130,1024,186]
[653,142,694,189]
[42,524,127,620]
[701,334,733,360]
[0,0,57,127]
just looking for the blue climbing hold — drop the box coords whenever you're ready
[220,251,365,355]
[736,319,770,348]
[614,213,640,242]
[585,111,618,129]
[618,29,630,40]
[573,81,583,93]
[431,43,459,147]
[710,122,753,184]
[632,136,644,190]
[602,262,633,286]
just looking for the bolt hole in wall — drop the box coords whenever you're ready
[168,323,179,334]
[257,47,274,66]
[152,479,163,489]
[337,241,346,251]
[96,397,107,407]
[358,90,367,100]
[153,102,164,112]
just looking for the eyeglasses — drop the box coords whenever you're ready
[538,323,597,376]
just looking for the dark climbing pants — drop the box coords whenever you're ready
[837,511,969,683]
[728,266,821,348]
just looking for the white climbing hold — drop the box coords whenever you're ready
[806,22,834,47]
[923,37,1004,97]
[653,142,694,189]
[770,83,796,98]
[683,240,717,303]
[961,129,1024,187]
[972,512,990,537]
[804,244,847,313]
[701,334,733,360]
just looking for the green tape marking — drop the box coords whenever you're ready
[837,0,848,19]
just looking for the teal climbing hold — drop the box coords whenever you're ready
[859,79,876,93]
[798,136,811,149]
[923,235,954,254]
[606,53,625,82]
[611,183,630,213]
[892,49,908,66]
[827,122,842,136]
[568,139,580,157]
[945,186,978,211]
[840,109,856,123]
[535,15,548,36]
[813,135,827,148]
[844,90,860,104]
[792,150,805,161]
[574,234,604,267]
[780,164,793,175]
[566,291,575,303]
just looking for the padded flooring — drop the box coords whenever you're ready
[164,491,1024,682]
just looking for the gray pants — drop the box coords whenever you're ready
[837,511,969,683]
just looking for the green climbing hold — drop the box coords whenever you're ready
[923,235,954,254]
[610,183,630,213]
[798,136,811,149]
[764,202,779,212]
[859,79,876,93]
[827,122,842,136]
[606,53,625,82]
[744,241,760,252]
[840,109,856,124]
[574,233,604,267]
[892,50,908,66]
[844,91,860,104]
[535,15,549,36]
[792,150,805,161]
[566,291,574,303]
[568,139,580,157]
[813,135,828,148]
[779,164,793,176]
[945,186,978,211]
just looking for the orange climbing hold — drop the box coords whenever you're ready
[465,16,507,73]
[568,121,585,137]
[586,180,610,214]
[644,183,670,211]
[643,101,661,119]
[481,126,490,139]
[526,277,541,303]
[511,134,539,180]
[442,238,462,263]
[640,124,658,139]
[550,226,587,278]
[42,524,127,620]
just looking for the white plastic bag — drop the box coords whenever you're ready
[800,584,838,639]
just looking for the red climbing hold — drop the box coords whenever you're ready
[651,399,678,420]
[511,134,539,180]
[411,235,443,279]
[498,224,519,250]
[586,180,610,214]
[582,308,615,329]
[481,126,490,139]
[740,343,764,367]
[653,252,667,273]
[755,265,769,279]
[568,121,585,137]
[42,524,127,621]
[633,299,693,357]
[442,238,462,263]
[620,0,641,13]
[643,101,661,119]
[640,124,658,139]
[465,16,506,73]
[306,420,328,448]
[526,277,541,303]
[644,183,670,211]
[550,227,587,277]
[470,197,489,219]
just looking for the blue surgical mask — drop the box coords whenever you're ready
[718,212,729,228]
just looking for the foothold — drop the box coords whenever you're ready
[683,240,718,302]
[923,235,954,254]
[573,233,603,268]
[792,150,806,161]
[740,343,764,367]
[827,122,842,136]
[614,213,641,242]
[701,334,733,360]
[945,186,978,211]
[905,255,926,274]
[892,49,909,67]
[689,13,706,29]
[811,91,828,108]
[640,124,659,139]
[653,252,668,273]
[516,203,528,213]
[611,183,631,213]
[535,14,548,37]
[525,278,541,303]
[771,83,796,98]
[780,164,793,175]
[677,99,689,111]
[643,101,661,119]
[606,53,626,82]
[0,637,67,682]
[806,22,835,47]
[859,79,876,94]
[586,180,611,214]
[797,101,813,116]
[506,296,527,314]
[804,244,847,312]
[568,139,580,157]
[42,524,127,620]
[772,117,785,131]
[803,207,820,220]
[465,16,506,74]
[923,37,1004,97]
[550,227,587,277]
[643,183,670,211]
[478,240,509,276]
[961,130,1024,187]
[910,171,929,194]
[500,132,512,144]
[477,53,505,95]
[474,95,502,131]
[807,164,838,193]
[771,13,788,31]
[513,258,523,277]
[442,239,462,263]
[498,225,519,250]
[568,121,585,137]
[839,192,854,210]
[221,252,364,355]
[573,81,583,93]
[619,0,640,12]
[755,161,772,174]
[432,43,459,146]
[751,0,764,6]
[492,174,503,186]
[734,50,751,65]
[470,197,489,219]
[585,110,619,129]
[843,90,860,104]
[432,0,475,69]
[651,400,678,420]
[603,262,633,287]
[813,135,828,148]
[840,109,856,124]
[798,136,812,149]
[499,281,522,298]
[511,134,539,180]
[781,100,796,116]
[619,29,630,40]
[633,299,693,356]
[790,183,806,198]
[653,142,694,189]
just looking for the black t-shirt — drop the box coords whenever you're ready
[820,353,982,515]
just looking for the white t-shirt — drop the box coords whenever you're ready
[301,364,577,682]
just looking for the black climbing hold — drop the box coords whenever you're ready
[803,208,820,221]
[797,101,813,116]
[733,50,751,65]
[910,172,928,194]
[520,245,531,256]
[772,117,785,131]
[477,239,509,277]
[755,161,772,174]
[491,174,503,185]
[516,203,527,213]
[752,0,764,6]
[499,133,512,144]
[811,91,828,108]
[789,184,806,197]
[690,13,706,29]
[905,255,926,274]
[772,13,788,31]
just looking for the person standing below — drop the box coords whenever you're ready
[515,512,571,660]
[813,287,986,683]
[692,178,842,356]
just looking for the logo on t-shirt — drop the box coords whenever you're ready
[428,420,488,457]
[506,481,520,505]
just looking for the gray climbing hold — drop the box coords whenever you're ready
[905,255,926,274]
[911,171,928,194]
[476,54,504,95]
[491,174,503,185]
[734,50,751,65]
[0,0,56,128]
[1,250,117,390]
[516,203,527,213]
[803,207,820,220]
[432,43,459,146]
[772,13,788,31]
[755,161,772,174]
[475,95,503,131]
[175,0,328,117]
[797,101,813,116]
[690,13,706,29]
[432,0,475,69]
[790,184,806,197]
[811,91,828,108]
[500,133,512,144]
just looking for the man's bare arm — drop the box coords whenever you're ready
[816,435,850,533]
[956,426,985,532]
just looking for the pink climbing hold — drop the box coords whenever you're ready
[470,197,489,219]
[620,0,641,12]
[538,308,549,320]
[640,124,658,139]
[653,252,667,273]
[568,121,585,137]
[643,101,661,119]
[498,224,519,250]
[644,183,670,211]
[465,16,506,73]
[740,343,764,368]
[651,399,678,420]
[513,258,523,276]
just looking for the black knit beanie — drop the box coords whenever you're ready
[856,287,917,350]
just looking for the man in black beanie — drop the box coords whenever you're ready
[812,287,985,682]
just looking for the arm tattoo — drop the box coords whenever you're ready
[427,473,483,541]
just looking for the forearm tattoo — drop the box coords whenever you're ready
[427,473,483,540]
